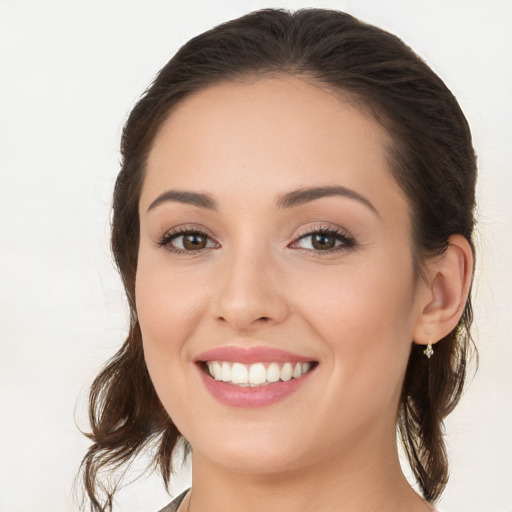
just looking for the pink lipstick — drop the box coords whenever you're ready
[195,346,317,408]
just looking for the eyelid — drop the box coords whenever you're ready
[293,223,351,239]
[156,224,220,254]
[289,224,356,254]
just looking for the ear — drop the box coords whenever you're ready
[413,234,474,347]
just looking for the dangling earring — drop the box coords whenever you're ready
[423,342,434,359]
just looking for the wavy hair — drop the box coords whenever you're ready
[78,8,477,510]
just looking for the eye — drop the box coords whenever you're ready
[157,227,219,254]
[291,226,355,253]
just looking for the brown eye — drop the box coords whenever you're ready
[182,233,208,250]
[159,229,218,253]
[292,228,355,253]
[311,233,336,250]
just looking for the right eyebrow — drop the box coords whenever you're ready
[147,190,217,212]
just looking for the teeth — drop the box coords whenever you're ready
[212,361,222,380]
[206,361,314,387]
[249,363,267,385]
[221,362,231,382]
[231,363,248,384]
[280,362,293,381]
[267,362,280,383]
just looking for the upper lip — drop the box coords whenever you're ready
[195,346,316,365]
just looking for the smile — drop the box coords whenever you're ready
[205,361,314,387]
[195,346,318,407]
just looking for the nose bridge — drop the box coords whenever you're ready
[214,236,288,331]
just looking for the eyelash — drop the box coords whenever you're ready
[156,224,356,256]
[291,225,356,255]
[156,225,219,256]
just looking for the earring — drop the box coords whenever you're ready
[423,342,434,359]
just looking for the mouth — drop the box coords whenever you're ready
[199,360,318,387]
[194,346,319,407]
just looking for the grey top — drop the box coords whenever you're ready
[157,489,189,512]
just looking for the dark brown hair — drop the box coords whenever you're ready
[78,8,477,510]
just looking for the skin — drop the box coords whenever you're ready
[136,77,471,512]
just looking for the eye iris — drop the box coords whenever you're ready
[312,233,336,250]
[183,233,207,250]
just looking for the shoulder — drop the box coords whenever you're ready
[157,489,189,512]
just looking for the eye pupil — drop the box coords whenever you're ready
[312,233,335,250]
[183,233,206,250]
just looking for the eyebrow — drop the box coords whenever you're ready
[148,190,216,211]
[147,185,378,216]
[275,185,379,216]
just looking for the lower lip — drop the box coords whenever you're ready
[197,365,314,408]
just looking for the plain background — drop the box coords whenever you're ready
[1,1,511,511]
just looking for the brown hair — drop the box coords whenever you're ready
[78,8,477,510]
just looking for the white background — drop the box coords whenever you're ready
[1,1,511,511]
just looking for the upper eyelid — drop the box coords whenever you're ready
[295,224,349,236]
[161,223,349,240]
[292,224,353,241]
[163,224,218,239]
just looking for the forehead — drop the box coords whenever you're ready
[141,77,406,220]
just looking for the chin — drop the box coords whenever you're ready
[188,424,317,476]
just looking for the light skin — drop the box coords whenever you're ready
[136,77,473,512]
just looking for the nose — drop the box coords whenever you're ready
[212,246,290,332]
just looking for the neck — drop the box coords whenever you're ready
[184,434,433,512]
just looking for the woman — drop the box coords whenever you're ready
[79,8,476,512]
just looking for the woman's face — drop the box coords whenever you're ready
[136,77,427,474]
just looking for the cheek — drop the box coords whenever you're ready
[135,263,212,430]
[292,256,417,408]
[135,261,208,402]
[136,262,205,349]
[297,255,415,337]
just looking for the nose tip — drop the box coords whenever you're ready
[216,294,287,332]
[213,257,289,332]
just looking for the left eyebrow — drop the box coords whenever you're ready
[275,185,379,216]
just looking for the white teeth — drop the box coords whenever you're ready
[280,362,293,381]
[267,362,280,383]
[249,363,267,385]
[231,363,249,384]
[212,361,222,380]
[206,360,314,387]
[221,361,231,382]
